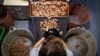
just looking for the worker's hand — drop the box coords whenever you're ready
[43,28,61,38]
[43,31,50,38]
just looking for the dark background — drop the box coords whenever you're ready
[0,0,100,56]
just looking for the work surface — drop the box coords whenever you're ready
[0,0,100,56]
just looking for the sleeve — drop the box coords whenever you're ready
[65,48,74,56]
[29,45,42,56]
[29,48,39,56]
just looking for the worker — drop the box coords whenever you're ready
[29,28,73,56]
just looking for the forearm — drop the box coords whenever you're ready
[63,42,68,49]
[61,40,68,49]
[33,37,45,48]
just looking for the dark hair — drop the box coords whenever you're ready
[39,37,67,56]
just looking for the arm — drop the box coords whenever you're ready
[33,37,45,48]
[30,37,45,56]
[63,42,68,49]
[61,40,68,49]
[62,40,74,56]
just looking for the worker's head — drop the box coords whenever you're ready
[39,37,67,56]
